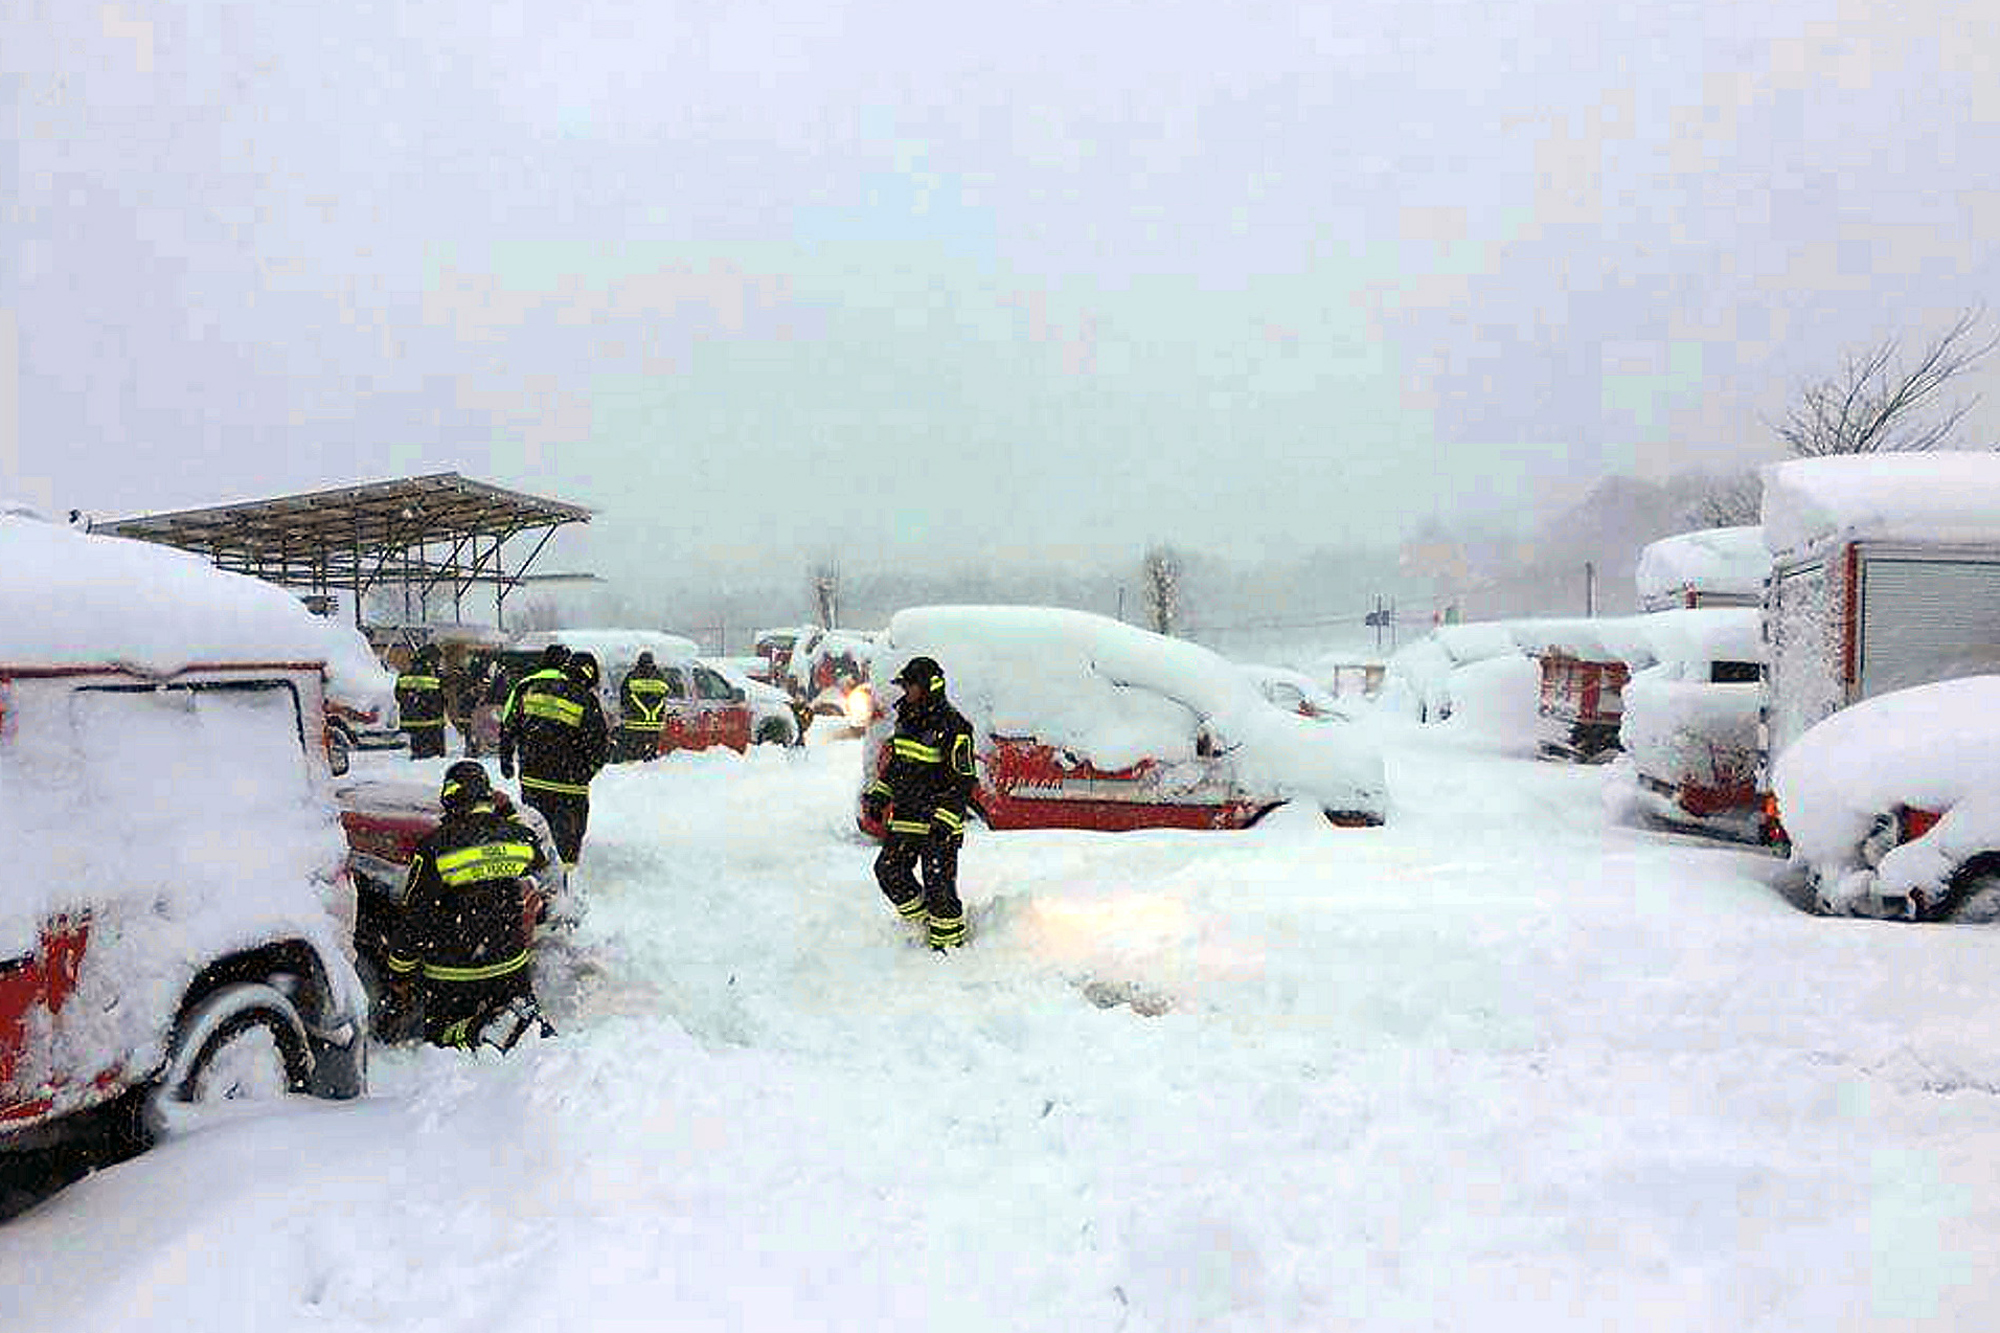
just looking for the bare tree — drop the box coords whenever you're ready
[1141,545,1181,636]
[1774,309,1997,457]
[809,560,839,628]
[1682,470,1764,529]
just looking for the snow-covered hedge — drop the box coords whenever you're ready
[1762,454,2000,560]
[1635,526,1767,610]
[880,606,1386,816]
[1772,675,2000,912]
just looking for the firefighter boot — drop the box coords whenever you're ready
[928,908,968,952]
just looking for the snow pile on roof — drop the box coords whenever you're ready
[1761,454,2000,559]
[1383,615,1680,722]
[322,620,397,718]
[1635,608,1762,668]
[883,606,1385,814]
[1635,527,1768,608]
[0,513,349,674]
[1772,675,2000,873]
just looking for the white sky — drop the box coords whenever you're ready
[5,0,1999,592]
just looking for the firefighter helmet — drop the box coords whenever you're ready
[440,760,492,811]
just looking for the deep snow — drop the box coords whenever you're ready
[6,720,2000,1331]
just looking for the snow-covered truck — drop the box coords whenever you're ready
[1514,620,1659,762]
[857,606,1386,834]
[1635,526,1768,612]
[1,513,368,1152]
[1760,454,2000,913]
[1621,608,1765,840]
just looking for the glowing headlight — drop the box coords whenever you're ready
[843,685,874,728]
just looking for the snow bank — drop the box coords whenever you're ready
[0,513,350,674]
[1772,676,2000,907]
[1436,653,1544,755]
[1761,453,2000,559]
[882,606,1386,814]
[1635,526,1767,609]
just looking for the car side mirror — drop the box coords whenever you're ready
[328,737,351,777]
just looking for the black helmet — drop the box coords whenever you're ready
[440,760,492,811]
[893,656,945,692]
[567,651,601,687]
[635,650,655,669]
[540,643,570,668]
[415,643,440,665]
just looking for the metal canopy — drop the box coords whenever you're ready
[105,473,595,628]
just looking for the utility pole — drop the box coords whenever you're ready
[1584,561,1596,617]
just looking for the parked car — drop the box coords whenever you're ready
[1,514,367,1154]
[1238,664,1355,722]
[699,658,801,746]
[1771,675,2000,921]
[1621,609,1765,841]
[857,606,1386,835]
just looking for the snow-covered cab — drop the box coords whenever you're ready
[0,514,368,1150]
[1635,526,1768,612]
[1621,608,1765,839]
[858,606,1387,834]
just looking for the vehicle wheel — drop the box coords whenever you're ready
[150,983,312,1130]
[1936,854,2000,924]
[755,718,791,746]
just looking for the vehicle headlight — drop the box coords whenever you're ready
[844,685,873,728]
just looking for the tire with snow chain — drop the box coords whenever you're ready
[150,983,313,1130]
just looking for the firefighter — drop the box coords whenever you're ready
[862,656,978,950]
[616,650,671,761]
[502,643,571,721]
[396,644,449,759]
[384,761,553,1051]
[500,647,608,870]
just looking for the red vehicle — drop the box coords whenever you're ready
[1536,652,1632,761]
[855,606,1387,837]
[2,514,368,1154]
[1621,609,1766,841]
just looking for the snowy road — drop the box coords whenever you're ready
[6,722,2000,1331]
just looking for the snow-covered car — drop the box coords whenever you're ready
[858,606,1387,834]
[1621,609,1765,841]
[1238,664,1355,722]
[1,515,368,1153]
[1772,675,2000,921]
[335,774,575,1023]
[321,620,402,762]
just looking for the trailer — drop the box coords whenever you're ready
[1760,454,2000,901]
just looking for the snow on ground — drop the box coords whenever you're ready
[8,720,2000,1330]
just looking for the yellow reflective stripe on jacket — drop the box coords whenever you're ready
[886,817,933,835]
[434,841,537,885]
[402,718,447,727]
[421,949,531,983]
[891,738,943,763]
[621,719,665,732]
[521,774,591,796]
[627,679,670,694]
[951,733,975,776]
[523,692,585,726]
[504,669,569,721]
[386,953,419,974]
[399,676,441,690]
[932,808,965,832]
[865,780,892,798]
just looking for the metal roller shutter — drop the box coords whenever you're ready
[1858,554,2000,700]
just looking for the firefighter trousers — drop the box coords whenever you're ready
[407,725,447,759]
[418,970,543,1050]
[522,785,591,868]
[874,830,966,947]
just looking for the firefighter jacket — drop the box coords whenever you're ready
[396,668,446,730]
[867,694,977,839]
[618,664,672,736]
[500,671,609,797]
[386,802,549,987]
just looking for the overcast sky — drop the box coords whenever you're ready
[5,0,1998,601]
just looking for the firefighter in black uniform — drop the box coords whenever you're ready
[863,656,978,950]
[502,644,570,720]
[500,648,608,869]
[385,761,553,1051]
[616,650,671,761]
[396,644,449,759]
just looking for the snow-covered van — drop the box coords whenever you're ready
[1621,609,1765,840]
[1761,454,2000,866]
[858,606,1386,834]
[1772,676,2000,920]
[1635,526,1768,612]
[0,514,367,1150]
